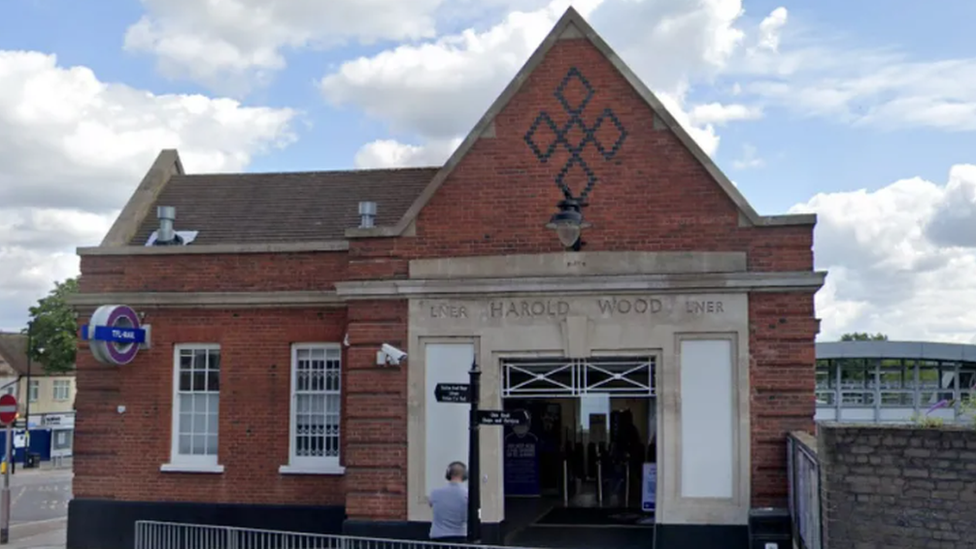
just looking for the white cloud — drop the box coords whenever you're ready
[322,0,601,141]
[925,164,976,247]
[655,92,721,157]
[125,0,448,93]
[741,52,976,132]
[0,50,297,331]
[326,0,778,165]
[588,0,747,93]
[354,138,462,169]
[688,103,762,126]
[793,164,976,343]
[756,7,787,52]
[731,143,764,170]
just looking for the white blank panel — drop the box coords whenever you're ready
[815,408,837,422]
[878,408,913,422]
[679,339,734,499]
[839,408,874,422]
[425,343,474,498]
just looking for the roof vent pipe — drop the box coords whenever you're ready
[155,206,179,245]
[359,201,377,228]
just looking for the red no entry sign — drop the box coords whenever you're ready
[0,394,17,425]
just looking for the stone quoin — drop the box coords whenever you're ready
[67,7,823,549]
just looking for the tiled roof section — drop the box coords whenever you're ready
[0,333,68,377]
[0,332,31,376]
[129,167,440,245]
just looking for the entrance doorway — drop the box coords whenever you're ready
[500,356,658,545]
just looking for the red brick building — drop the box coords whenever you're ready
[68,8,823,549]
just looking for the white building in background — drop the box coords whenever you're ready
[0,332,77,458]
[815,341,976,424]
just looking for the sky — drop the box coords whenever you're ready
[0,0,974,343]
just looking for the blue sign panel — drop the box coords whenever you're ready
[504,434,540,496]
[642,463,657,511]
[83,305,151,366]
[503,407,540,497]
[84,325,147,344]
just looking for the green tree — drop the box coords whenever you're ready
[840,332,888,341]
[24,277,79,374]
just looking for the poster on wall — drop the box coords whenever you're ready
[642,462,656,512]
[503,408,541,496]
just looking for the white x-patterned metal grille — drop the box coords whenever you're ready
[502,356,656,398]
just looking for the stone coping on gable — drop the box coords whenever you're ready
[816,421,976,432]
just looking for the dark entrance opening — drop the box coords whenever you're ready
[499,357,658,548]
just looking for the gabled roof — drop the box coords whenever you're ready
[85,7,813,253]
[0,332,62,377]
[346,6,815,238]
[126,167,438,245]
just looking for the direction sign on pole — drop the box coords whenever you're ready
[434,383,471,403]
[477,409,529,427]
[0,395,16,426]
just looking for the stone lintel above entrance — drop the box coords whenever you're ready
[408,251,747,279]
[418,294,739,329]
[336,270,826,299]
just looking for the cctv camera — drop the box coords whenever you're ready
[380,343,407,365]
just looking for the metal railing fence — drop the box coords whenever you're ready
[786,434,823,549]
[135,521,534,549]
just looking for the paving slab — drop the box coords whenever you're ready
[6,518,66,549]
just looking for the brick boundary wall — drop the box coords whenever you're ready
[817,423,976,549]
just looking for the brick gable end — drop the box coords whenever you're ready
[407,37,811,273]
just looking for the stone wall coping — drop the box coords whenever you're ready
[789,431,818,455]
[816,421,976,432]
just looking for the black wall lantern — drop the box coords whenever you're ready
[523,66,628,252]
[547,199,590,251]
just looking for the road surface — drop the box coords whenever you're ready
[8,468,71,525]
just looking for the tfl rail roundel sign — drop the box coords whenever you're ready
[81,305,151,366]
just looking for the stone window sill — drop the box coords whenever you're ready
[279,464,346,476]
[160,463,225,474]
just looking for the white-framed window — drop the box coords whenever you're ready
[162,344,223,473]
[280,343,343,475]
[29,380,39,403]
[53,380,71,401]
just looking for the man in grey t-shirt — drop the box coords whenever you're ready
[428,461,468,542]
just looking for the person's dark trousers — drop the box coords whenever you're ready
[431,536,467,544]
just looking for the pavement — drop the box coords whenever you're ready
[3,465,71,548]
[6,518,65,549]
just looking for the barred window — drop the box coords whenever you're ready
[281,344,344,475]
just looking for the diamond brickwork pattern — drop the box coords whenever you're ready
[524,66,628,202]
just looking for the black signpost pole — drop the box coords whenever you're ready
[466,358,481,543]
